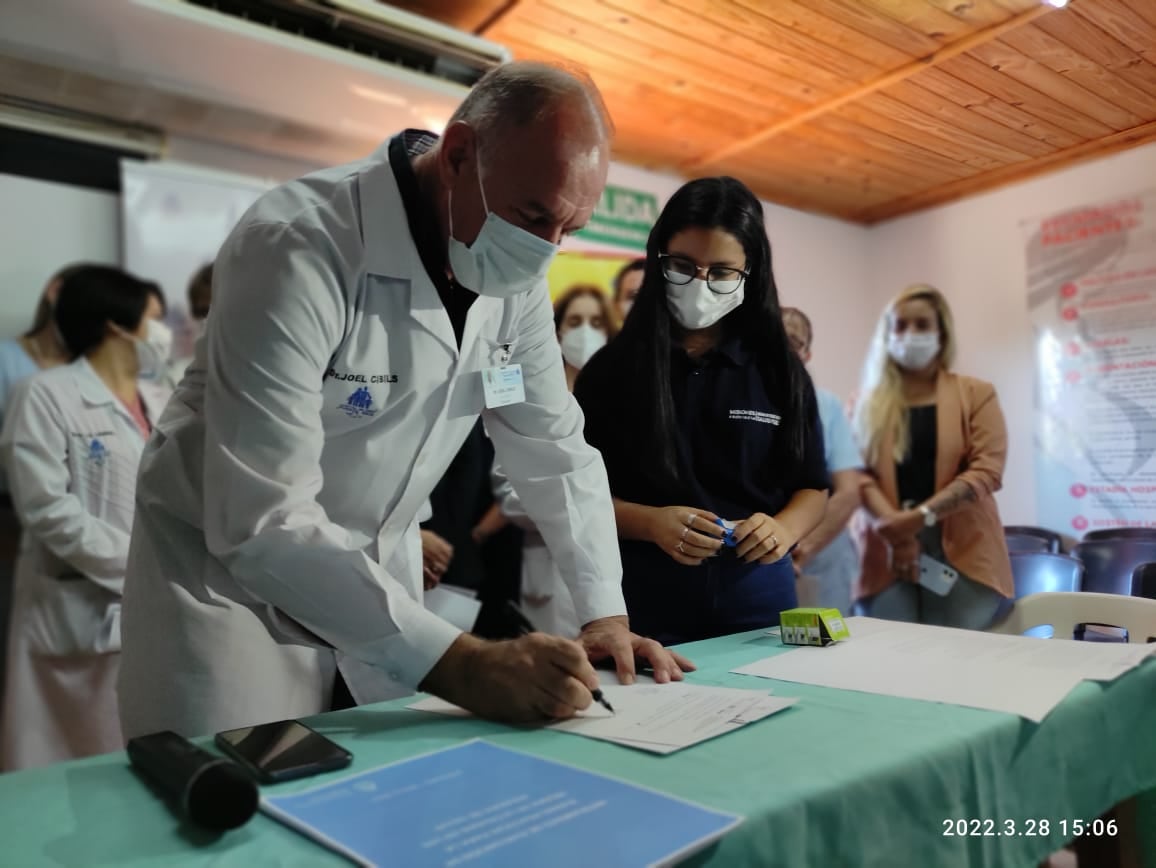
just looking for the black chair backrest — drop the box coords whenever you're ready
[1009,552,1083,598]
[1133,562,1156,599]
[1006,533,1051,554]
[1004,526,1062,553]
[1074,540,1156,596]
[1083,528,1156,543]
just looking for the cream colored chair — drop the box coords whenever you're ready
[989,591,1156,644]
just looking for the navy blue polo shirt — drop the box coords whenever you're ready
[576,335,829,523]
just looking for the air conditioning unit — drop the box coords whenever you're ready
[0,0,511,164]
[180,0,509,87]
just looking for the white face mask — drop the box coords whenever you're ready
[447,157,558,298]
[666,278,745,330]
[135,319,173,380]
[559,323,607,370]
[888,332,940,371]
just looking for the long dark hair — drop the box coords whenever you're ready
[601,176,816,492]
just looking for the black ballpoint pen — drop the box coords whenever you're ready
[504,600,615,714]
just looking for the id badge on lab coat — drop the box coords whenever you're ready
[481,364,525,409]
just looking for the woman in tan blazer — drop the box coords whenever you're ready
[853,285,1013,629]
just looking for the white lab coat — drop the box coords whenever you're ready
[0,359,165,769]
[118,138,627,740]
[492,461,580,639]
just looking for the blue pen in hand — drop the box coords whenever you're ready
[504,600,615,714]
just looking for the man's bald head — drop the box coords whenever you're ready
[433,62,613,248]
[448,61,613,159]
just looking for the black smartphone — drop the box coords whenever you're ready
[214,719,352,784]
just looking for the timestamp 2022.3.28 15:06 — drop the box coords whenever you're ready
[943,818,1118,838]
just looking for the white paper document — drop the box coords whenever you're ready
[409,682,797,754]
[423,584,481,632]
[734,616,1156,722]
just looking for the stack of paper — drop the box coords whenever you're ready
[732,616,1156,722]
[262,740,741,868]
[410,682,797,754]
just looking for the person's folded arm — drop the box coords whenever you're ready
[793,471,861,564]
[777,389,831,546]
[0,380,129,594]
[202,221,459,687]
[796,392,865,563]
[482,288,625,628]
[862,476,899,520]
[921,382,1008,521]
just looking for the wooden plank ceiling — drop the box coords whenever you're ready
[385,0,1156,224]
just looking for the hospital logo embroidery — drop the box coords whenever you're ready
[339,386,377,419]
[87,438,108,466]
[729,409,781,426]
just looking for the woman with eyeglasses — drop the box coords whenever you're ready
[573,177,829,644]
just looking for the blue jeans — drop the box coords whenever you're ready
[621,542,798,646]
[855,577,1005,630]
[797,529,857,615]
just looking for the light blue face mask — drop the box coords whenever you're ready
[447,157,558,298]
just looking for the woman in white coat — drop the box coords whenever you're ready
[0,266,170,769]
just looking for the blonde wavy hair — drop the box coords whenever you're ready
[853,284,957,465]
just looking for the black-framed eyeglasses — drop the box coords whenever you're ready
[659,254,748,295]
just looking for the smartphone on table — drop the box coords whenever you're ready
[215,719,352,784]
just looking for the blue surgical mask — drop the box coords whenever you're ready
[447,157,558,298]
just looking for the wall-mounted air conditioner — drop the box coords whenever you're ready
[0,0,511,164]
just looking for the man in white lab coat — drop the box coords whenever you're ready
[119,62,693,739]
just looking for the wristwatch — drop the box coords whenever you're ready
[918,505,937,528]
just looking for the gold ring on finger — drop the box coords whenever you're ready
[677,541,685,553]
[686,512,696,527]
[680,526,689,541]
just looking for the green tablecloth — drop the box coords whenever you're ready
[3,629,1155,868]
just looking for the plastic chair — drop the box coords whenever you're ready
[1083,528,1156,542]
[1009,553,1083,598]
[1133,562,1156,600]
[1073,539,1156,596]
[1006,533,1051,554]
[1004,526,1062,553]
[989,592,1156,644]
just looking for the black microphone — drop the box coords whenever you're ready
[127,730,259,830]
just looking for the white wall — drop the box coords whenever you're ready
[166,135,325,183]
[769,204,874,402]
[866,141,1156,525]
[0,139,326,342]
[0,173,120,339]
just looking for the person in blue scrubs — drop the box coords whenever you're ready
[782,307,864,614]
[574,177,829,645]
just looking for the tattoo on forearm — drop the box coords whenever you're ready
[927,480,976,516]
